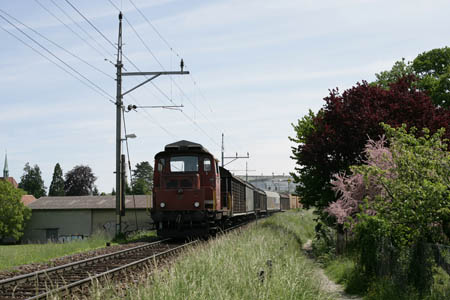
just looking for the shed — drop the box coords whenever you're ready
[23,195,153,243]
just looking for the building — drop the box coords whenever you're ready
[0,152,36,205]
[23,195,153,243]
[0,152,18,188]
[237,174,299,194]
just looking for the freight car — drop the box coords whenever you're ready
[151,140,280,238]
[280,193,290,211]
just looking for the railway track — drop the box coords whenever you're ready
[0,220,252,300]
[0,239,196,300]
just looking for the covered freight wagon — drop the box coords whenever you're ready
[265,191,280,212]
[280,193,290,211]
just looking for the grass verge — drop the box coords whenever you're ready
[322,251,450,299]
[87,210,334,300]
[0,230,156,271]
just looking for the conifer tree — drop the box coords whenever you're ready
[49,163,65,196]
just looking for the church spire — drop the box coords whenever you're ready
[3,151,9,178]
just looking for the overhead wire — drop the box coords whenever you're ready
[0,8,114,80]
[125,0,240,152]
[49,0,175,137]
[34,0,109,60]
[61,0,221,149]
[128,0,214,113]
[106,0,221,149]
[64,0,117,49]
[126,0,248,153]
[0,12,115,104]
[48,0,115,58]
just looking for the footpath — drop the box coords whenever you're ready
[302,239,362,300]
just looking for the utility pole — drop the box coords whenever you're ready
[221,133,250,167]
[115,12,123,237]
[221,133,224,167]
[114,12,188,237]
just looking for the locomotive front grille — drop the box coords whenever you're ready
[163,176,197,189]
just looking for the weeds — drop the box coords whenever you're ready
[86,211,335,300]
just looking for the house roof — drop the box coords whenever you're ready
[28,195,152,210]
[21,195,36,206]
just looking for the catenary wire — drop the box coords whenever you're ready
[106,0,221,148]
[48,0,115,58]
[64,0,117,49]
[0,13,115,102]
[34,0,109,60]
[124,0,239,152]
[65,0,221,149]
[0,8,114,80]
[0,23,114,104]
[128,0,214,112]
[58,0,181,138]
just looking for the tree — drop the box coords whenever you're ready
[64,165,97,196]
[18,163,46,198]
[374,47,450,108]
[131,161,153,195]
[291,77,450,213]
[329,124,450,292]
[49,163,65,196]
[92,186,99,196]
[0,180,31,240]
[374,58,414,90]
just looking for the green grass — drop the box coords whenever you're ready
[324,257,367,295]
[0,230,156,271]
[87,210,335,300]
[323,253,450,299]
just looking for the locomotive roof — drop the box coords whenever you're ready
[156,140,212,156]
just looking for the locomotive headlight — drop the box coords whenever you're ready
[160,202,166,208]
[194,201,200,208]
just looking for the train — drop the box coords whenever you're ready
[150,140,287,237]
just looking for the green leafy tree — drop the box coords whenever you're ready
[355,124,450,245]
[290,78,450,214]
[64,165,97,196]
[344,124,450,293]
[18,163,46,198]
[131,161,153,195]
[0,180,31,240]
[374,58,414,89]
[49,163,65,196]
[375,47,450,108]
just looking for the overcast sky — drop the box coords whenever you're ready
[1,0,449,193]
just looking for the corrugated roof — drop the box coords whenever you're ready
[28,195,152,210]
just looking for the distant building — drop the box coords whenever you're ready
[23,195,153,243]
[237,174,299,194]
[0,152,18,188]
[0,152,35,205]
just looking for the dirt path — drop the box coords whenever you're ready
[302,240,362,300]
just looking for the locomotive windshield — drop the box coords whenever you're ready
[170,156,199,172]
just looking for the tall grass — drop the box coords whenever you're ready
[87,210,335,300]
[0,233,111,271]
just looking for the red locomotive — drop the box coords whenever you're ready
[151,140,279,237]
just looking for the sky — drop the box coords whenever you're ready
[0,0,449,194]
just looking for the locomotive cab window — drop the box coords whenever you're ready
[158,158,165,172]
[170,156,199,172]
[204,158,211,172]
